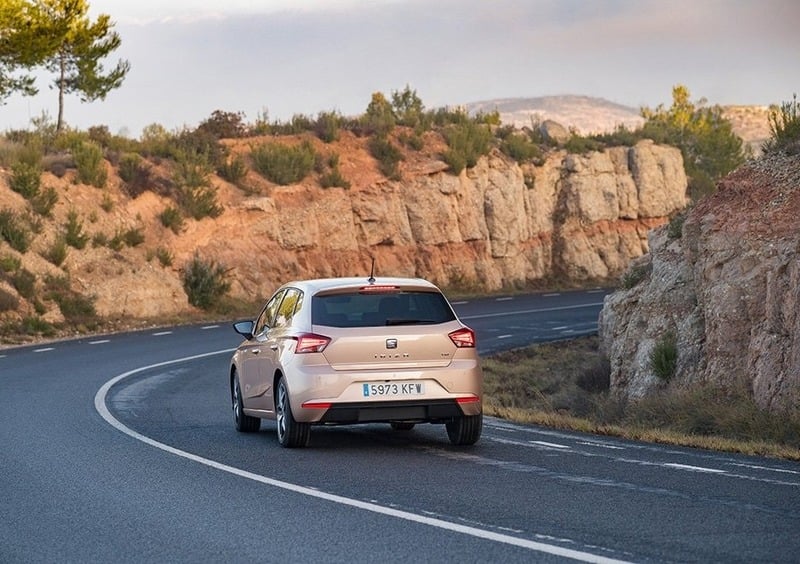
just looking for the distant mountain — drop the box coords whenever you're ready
[465,95,644,134]
[465,95,772,153]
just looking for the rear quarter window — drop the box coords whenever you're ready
[312,291,456,327]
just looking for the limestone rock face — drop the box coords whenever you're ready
[0,139,687,324]
[208,140,686,301]
[599,152,800,413]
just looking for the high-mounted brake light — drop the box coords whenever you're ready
[359,285,399,293]
[294,333,331,353]
[448,327,476,348]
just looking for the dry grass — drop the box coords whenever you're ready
[482,336,800,461]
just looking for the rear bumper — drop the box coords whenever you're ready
[316,399,471,424]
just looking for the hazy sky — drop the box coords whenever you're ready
[2,0,797,137]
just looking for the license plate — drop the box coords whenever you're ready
[362,382,424,397]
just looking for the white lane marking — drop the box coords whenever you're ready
[461,302,603,321]
[0,354,6,359]
[728,463,800,475]
[553,326,568,331]
[152,331,172,336]
[95,352,631,564]
[90,339,110,345]
[34,347,55,353]
[587,289,605,294]
[578,441,625,451]
[451,300,468,305]
[497,334,513,339]
[663,463,728,474]
[531,440,571,449]
[495,297,514,302]
[201,325,220,330]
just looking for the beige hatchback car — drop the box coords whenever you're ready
[229,277,483,447]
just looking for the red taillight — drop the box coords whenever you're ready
[294,333,331,353]
[301,401,332,409]
[448,327,476,348]
[456,395,480,404]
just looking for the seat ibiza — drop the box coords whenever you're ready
[229,277,483,447]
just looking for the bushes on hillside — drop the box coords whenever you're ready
[182,254,231,310]
[250,140,316,185]
[764,94,800,155]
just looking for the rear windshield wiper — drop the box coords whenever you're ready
[385,319,438,326]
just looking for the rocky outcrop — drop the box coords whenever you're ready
[0,138,686,322]
[599,152,800,414]
[189,140,686,304]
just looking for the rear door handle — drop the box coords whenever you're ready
[249,349,260,355]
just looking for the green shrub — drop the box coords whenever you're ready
[12,269,36,299]
[119,153,152,197]
[0,210,32,253]
[564,134,604,154]
[181,185,223,220]
[100,193,114,212]
[44,237,68,266]
[198,110,248,139]
[174,149,213,189]
[159,206,185,234]
[0,288,19,312]
[155,247,173,267]
[398,131,424,151]
[72,141,107,188]
[442,120,492,174]
[650,331,678,381]
[92,232,109,248]
[0,254,21,273]
[250,141,316,185]
[368,137,403,180]
[31,186,58,217]
[19,315,55,336]
[182,253,231,310]
[44,274,96,323]
[315,111,341,143]
[500,131,542,162]
[10,161,42,199]
[64,210,89,249]
[363,92,396,137]
[667,212,686,240]
[763,94,800,155]
[217,155,248,186]
[122,227,145,247]
[391,85,425,128]
[108,230,125,251]
[622,263,650,289]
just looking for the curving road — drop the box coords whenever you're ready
[2,290,799,563]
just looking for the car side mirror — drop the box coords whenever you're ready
[232,320,255,340]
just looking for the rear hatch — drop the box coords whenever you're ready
[311,286,460,371]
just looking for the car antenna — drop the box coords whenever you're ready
[368,257,376,284]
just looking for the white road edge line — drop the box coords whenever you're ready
[152,331,172,336]
[663,463,727,474]
[94,350,631,564]
[34,347,55,353]
[201,325,220,330]
[90,339,110,345]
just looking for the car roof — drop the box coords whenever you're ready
[282,277,442,294]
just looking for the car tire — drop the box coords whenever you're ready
[446,414,482,445]
[276,376,311,448]
[232,373,261,433]
[390,422,415,431]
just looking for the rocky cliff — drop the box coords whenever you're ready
[599,152,800,414]
[0,136,686,325]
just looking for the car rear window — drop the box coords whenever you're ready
[312,291,456,328]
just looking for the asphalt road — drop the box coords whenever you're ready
[2,289,799,563]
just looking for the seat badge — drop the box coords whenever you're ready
[386,338,398,349]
